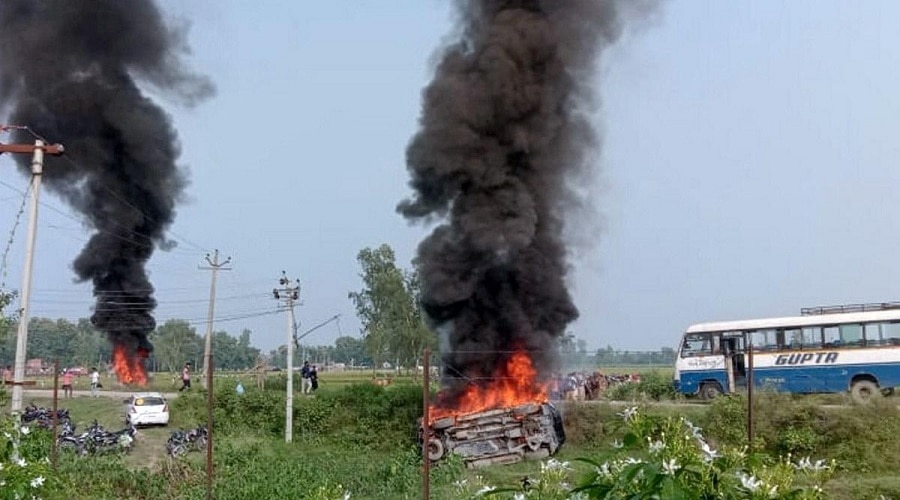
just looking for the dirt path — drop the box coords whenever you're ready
[22,389,179,400]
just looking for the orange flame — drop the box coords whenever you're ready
[430,350,547,422]
[112,344,148,386]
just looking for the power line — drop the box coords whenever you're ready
[30,292,268,305]
[0,179,201,258]
[57,154,210,253]
[0,180,30,288]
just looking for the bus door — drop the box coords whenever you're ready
[722,333,746,392]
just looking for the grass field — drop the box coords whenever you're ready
[18,364,674,394]
[7,372,900,498]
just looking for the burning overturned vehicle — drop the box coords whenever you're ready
[420,351,566,468]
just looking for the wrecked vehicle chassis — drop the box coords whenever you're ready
[421,402,565,468]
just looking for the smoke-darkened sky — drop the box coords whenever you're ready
[398,0,654,391]
[0,0,213,366]
[2,1,899,356]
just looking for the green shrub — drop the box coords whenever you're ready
[170,382,422,450]
[559,402,616,449]
[702,394,749,447]
[637,370,677,401]
[606,382,640,401]
[702,392,900,473]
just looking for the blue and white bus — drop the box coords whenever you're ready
[673,303,900,401]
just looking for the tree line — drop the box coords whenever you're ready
[0,245,678,375]
[0,317,263,372]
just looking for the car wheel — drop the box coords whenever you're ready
[427,438,444,461]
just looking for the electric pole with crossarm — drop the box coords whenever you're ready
[0,127,65,413]
[199,249,231,388]
[273,271,300,443]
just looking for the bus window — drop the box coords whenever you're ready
[801,327,822,349]
[711,334,722,354]
[750,330,778,351]
[839,324,863,347]
[823,326,840,347]
[785,329,802,349]
[884,323,900,346]
[864,323,882,346]
[681,333,712,357]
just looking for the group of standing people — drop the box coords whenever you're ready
[57,367,101,397]
[300,360,318,394]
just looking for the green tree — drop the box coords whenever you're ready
[332,335,368,366]
[0,290,14,339]
[348,244,436,373]
[150,319,201,373]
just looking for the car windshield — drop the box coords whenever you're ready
[134,397,166,406]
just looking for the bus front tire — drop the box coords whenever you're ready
[699,382,723,401]
[851,379,881,403]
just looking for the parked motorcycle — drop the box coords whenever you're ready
[166,426,208,457]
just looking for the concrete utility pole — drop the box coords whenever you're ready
[273,271,301,443]
[199,250,231,388]
[0,132,65,413]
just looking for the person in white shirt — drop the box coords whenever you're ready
[90,368,100,397]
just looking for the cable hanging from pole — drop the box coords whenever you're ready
[0,181,30,289]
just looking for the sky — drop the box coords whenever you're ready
[2,1,899,354]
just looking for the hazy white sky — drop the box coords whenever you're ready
[2,1,899,352]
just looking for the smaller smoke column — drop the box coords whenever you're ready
[400,0,649,404]
[0,0,213,383]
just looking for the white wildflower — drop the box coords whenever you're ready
[3,431,11,439]
[662,458,680,476]
[617,406,638,421]
[30,476,45,488]
[16,458,27,467]
[20,426,30,435]
[452,479,468,489]
[622,457,643,465]
[596,462,612,477]
[513,494,526,500]
[700,441,719,462]
[648,440,665,454]
[612,439,623,449]
[475,486,496,496]
[684,420,703,439]
[794,457,827,472]
[738,472,761,492]
[542,458,571,472]
[766,485,778,498]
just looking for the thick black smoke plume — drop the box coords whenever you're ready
[400,0,649,401]
[0,1,212,374]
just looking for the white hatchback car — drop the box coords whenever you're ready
[125,392,170,427]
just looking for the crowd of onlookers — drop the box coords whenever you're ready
[548,370,642,401]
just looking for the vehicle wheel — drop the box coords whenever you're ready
[171,444,188,458]
[58,440,79,454]
[851,379,881,403]
[699,382,724,401]
[426,438,444,462]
